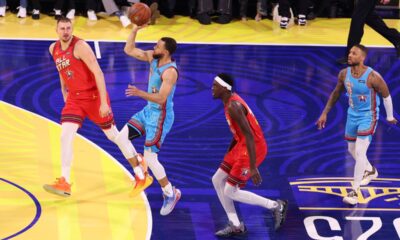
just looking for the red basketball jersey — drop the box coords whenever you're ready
[224,93,266,145]
[52,36,97,93]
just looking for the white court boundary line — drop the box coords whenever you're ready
[0,37,396,48]
[0,100,153,240]
[94,41,101,59]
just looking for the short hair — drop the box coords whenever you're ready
[217,73,234,89]
[353,44,368,56]
[57,16,72,25]
[161,37,177,55]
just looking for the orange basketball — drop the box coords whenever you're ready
[128,3,151,26]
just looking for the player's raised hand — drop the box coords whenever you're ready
[132,24,148,32]
[125,84,141,97]
[316,113,327,130]
[250,167,262,186]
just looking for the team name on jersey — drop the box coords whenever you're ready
[55,55,71,72]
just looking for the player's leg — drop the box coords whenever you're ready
[212,168,241,230]
[348,141,374,181]
[43,99,84,197]
[357,115,378,186]
[144,109,180,215]
[343,115,359,204]
[43,122,80,197]
[144,149,181,215]
[225,149,287,231]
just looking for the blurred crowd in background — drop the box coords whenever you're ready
[0,0,398,29]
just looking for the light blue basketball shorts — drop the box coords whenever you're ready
[127,106,174,153]
[345,112,378,142]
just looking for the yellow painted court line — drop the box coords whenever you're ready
[384,198,399,202]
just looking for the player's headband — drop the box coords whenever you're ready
[214,76,232,91]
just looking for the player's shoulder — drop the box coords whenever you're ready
[49,42,57,55]
[369,69,383,81]
[338,68,347,81]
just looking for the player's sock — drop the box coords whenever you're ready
[162,182,173,197]
[353,137,371,189]
[134,166,144,180]
[212,169,240,226]
[224,184,278,210]
[61,122,79,183]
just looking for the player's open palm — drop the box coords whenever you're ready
[250,167,262,186]
[125,84,140,97]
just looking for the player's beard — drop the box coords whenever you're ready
[348,61,359,67]
[61,34,72,43]
[153,53,164,59]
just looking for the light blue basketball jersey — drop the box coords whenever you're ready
[147,59,177,110]
[344,67,380,117]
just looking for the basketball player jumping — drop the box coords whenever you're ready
[317,44,397,205]
[212,73,288,237]
[44,17,141,197]
[118,24,181,216]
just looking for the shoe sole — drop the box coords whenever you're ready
[130,174,154,197]
[343,197,357,205]
[360,172,378,186]
[160,189,181,216]
[43,184,71,197]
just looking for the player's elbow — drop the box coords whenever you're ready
[156,98,167,105]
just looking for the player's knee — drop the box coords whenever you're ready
[144,150,166,180]
[223,184,237,199]
[104,125,119,143]
[212,172,223,187]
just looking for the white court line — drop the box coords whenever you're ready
[94,41,101,59]
[0,37,396,48]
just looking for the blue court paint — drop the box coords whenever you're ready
[1,40,399,239]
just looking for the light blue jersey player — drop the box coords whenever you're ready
[116,25,181,216]
[317,44,397,205]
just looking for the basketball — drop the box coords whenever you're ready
[128,3,151,26]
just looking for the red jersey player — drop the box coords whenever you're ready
[211,73,288,237]
[43,17,146,197]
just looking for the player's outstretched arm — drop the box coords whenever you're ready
[124,25,153,63]
[316,69,346,129]
[228,101,261,186]
[369,71,398,124]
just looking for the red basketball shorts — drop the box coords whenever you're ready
[61,90,114,129]
[220,141,267,188]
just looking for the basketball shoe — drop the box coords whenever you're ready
[160,187,181,216]
[343,189,358,205]
[130,154,153,197]
[273,199,288,230]
[215,221,247,237]
[360,166,378,186]
[43,177,71,197]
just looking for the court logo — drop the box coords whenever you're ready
[289,177,400,211]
